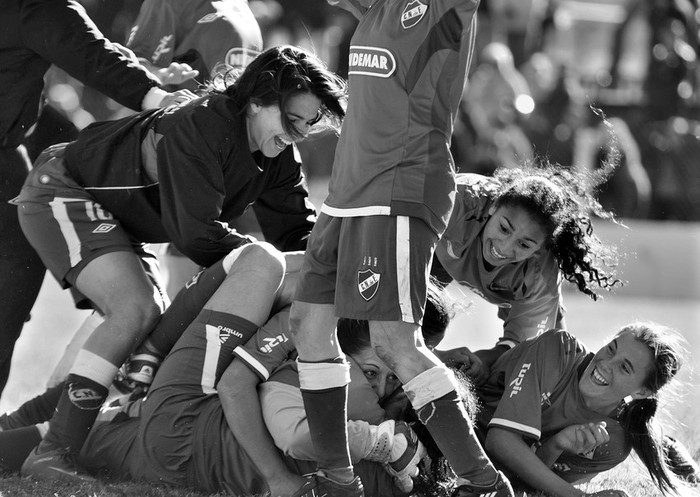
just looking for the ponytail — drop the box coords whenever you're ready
[618,398,678,495]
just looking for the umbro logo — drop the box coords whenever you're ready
[93,223,116,233]
[219,325,243,344]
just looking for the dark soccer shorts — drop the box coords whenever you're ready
[295,212,438,324]
[12,144,160,308]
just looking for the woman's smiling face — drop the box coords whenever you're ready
[246,92,322,158]
[579,332,654,413]
[481,204,547,266]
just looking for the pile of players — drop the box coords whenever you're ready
[1,0,698,496]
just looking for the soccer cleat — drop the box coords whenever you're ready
[314,471,365,497]
[452,471,515,497]
[21,442,95,482]
[290,477,321,497]
[125,353,160,385]
[664,436,700,484]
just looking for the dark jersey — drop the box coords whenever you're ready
[323,0,479,235]
[0,0,160,148]
[61,94,315,267]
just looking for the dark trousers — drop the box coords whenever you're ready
[0,146,46,396]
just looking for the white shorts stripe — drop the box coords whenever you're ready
[233,346,271,380]
[49,197,84,267]
[201,324,221,394]
[396,216,413,322]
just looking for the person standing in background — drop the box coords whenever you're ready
[0,0,192,400]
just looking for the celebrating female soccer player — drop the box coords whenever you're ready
[285,0,512,494]
[12,45,347,480]
[474,322,686,497]
[433,162,621,383]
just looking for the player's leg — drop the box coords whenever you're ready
[289,214,361,495]
[22,250,164,476]
[340,216,511,495]
[14,159,167,479]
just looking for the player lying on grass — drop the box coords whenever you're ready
[468,322,691,497]
[0,242,452,496]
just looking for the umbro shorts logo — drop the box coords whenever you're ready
[92,223,116,234]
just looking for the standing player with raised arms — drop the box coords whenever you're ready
[287,0,515,495]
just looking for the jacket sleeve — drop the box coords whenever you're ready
[126,0,177,66]
[20,0,161,111]
[156,111,253,267]
[252,146,316,252]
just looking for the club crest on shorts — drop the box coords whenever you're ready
[401,0,427,29]
[358,268,381,301]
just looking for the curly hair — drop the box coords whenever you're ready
[205,45,347,139]
[490,157,623,299]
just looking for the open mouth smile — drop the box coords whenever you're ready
[591,366,609,386]
[274,135,292,149]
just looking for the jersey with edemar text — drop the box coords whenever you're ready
[322,0,480,235]
[435,173,562,345]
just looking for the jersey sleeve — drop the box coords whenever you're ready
[127,0,178,66]
[233,310,295,381]
[251,146,316,252]
[488,330,577,441]
[20,0,160,111]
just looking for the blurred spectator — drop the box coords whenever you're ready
[452,43,534,174]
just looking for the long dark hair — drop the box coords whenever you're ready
[219,45,347,139]
[490,158,622,300]
[614,322,685,495]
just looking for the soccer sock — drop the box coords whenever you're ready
[194,310,260,381]
[0,425,43,471]
[0,382,64,430]
[144,258,227,357]
[42,350,116,452]
[404,366,498,486]
[298,358,354,482]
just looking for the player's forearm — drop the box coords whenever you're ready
[486,428,584,497]
[218,365,291,481]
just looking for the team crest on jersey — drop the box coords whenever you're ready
[358,269,381,301]
[348,46,396,78]
[225,48,260,69]
[401,0,427,29]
